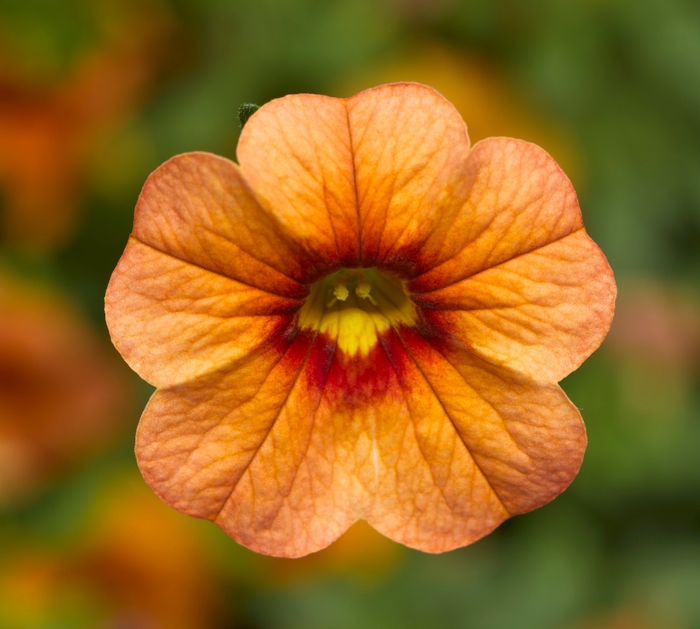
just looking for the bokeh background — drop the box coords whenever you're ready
[1,0,700,627]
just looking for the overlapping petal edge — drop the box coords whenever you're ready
[105,82,616,557]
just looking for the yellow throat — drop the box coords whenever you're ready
[298,268,417,356]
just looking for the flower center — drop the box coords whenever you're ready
[298,268,417,356]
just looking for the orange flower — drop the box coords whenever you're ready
[105,83,616,557]
[342,43,577,176]
[0,0,180,248]
[0,271,132,502]
[0,473,217,628]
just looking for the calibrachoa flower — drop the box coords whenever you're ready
[105,83,616,557]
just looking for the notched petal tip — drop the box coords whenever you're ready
[350,80,469,118]
[237,81,473,272]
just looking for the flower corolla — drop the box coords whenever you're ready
[106,83,616,557]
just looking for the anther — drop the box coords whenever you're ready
[327,279,349,307]
[356,281,378,306]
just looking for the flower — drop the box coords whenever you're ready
[105,82,616,557]
[0,472,217,628]
[0,270,132,503]
[343,43,577,175]
[0,0,180,248]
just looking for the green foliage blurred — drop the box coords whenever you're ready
[2,0,700,627]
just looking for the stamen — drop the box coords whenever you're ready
[355,280,378,306]
[334,282,349,301]
[297,267,418,358]
[327,278,349,307]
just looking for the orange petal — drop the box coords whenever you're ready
[355,327,585,552]
[413,230,616,382]
[105,238,301,387]
[345,83,471,269]
[389,327,586,518]
[409,137,584,288]
[138,320,585,556]
[129,151,315,290]
[136,330,360,557]
[237,83,473,272]
[331,329,507,552]
[237,95,360,267]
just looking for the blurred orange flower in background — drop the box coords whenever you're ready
[0,473,217,628]
[0,0,181,249]
[342,43,578,179]
[0,271,132,503]
[106,83,615,557]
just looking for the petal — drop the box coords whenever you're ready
[345,83,471,269]
[354,330,509,551]
[237,94,360,267]
[409,137,584,290]
[138,319,585,556]
[130,151,313,291]
[386,327,586,519]
[136,330,361,558]
[413,230,616,382]
[105,239,301,387]
[237,83,473,273]
[322,325,583,552]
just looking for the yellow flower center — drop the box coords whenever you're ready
[298,268,417,356]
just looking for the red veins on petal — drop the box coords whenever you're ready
[106,82,616,557]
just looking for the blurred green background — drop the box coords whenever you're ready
[2,0,700,627]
